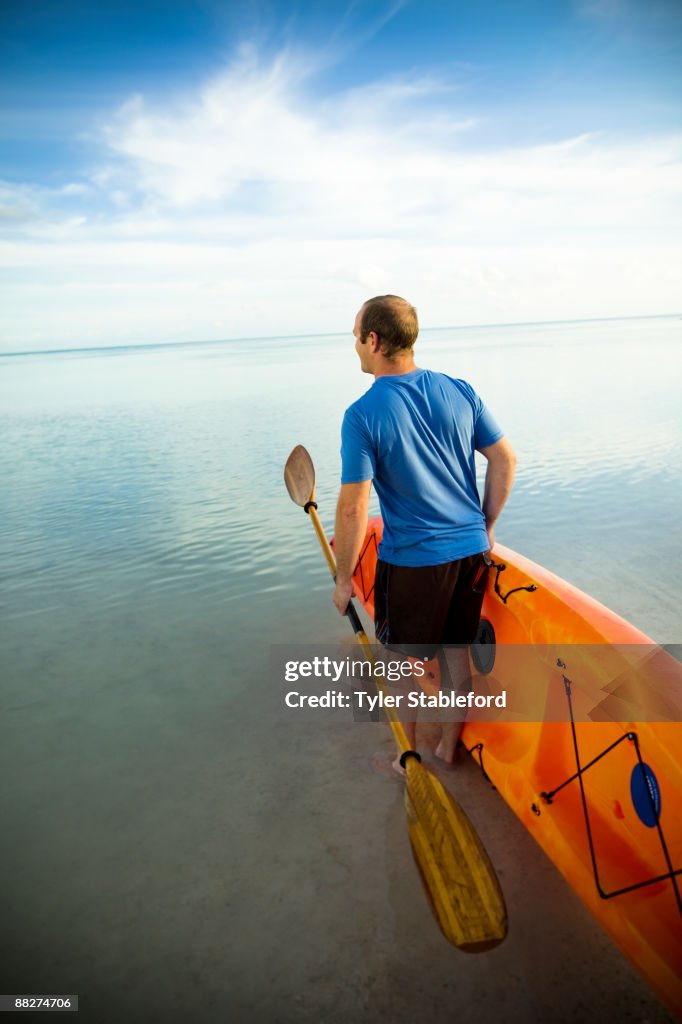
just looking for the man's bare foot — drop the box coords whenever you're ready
[434,738,459,765]
[371,754,405,779]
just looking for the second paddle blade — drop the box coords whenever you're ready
[404,761,507,952]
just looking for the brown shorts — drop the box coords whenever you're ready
[374,553,488,659]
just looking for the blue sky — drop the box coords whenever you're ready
[1,0,681,351]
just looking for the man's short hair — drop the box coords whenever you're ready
[360,295,418,358]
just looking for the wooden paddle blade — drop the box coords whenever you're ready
[284,445,316,507]
[404,760,507,952]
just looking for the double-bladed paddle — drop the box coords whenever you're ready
[284,444,507,952]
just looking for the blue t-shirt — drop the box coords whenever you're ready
[340,368,504,566]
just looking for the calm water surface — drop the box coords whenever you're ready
[2,316,680,660]
[1,316,680,1021]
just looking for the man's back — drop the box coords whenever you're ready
[341,368,503,566]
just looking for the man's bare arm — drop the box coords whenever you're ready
[478,436,516,552]
[332,480,371,614]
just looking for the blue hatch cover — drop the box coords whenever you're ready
[630,763,661,828]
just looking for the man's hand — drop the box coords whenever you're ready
[486,523,495,555]
[333,578,355,615]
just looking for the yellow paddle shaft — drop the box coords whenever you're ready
[306,503,414,756]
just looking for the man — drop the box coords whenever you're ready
[332,295,516,771]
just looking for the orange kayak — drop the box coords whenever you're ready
[349,516,682,1016]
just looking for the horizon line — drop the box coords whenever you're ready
[0,311,679,360]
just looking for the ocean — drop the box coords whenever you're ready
[1,315,680,1022]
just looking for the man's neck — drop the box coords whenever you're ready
[373,355,418,379]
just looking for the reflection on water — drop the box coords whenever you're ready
[2,316,680,657]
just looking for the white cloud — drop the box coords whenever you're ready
[95,65,682,240]
[1,46,681,350]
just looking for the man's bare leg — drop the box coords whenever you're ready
[435,721,463,764]
[435,646,470,764]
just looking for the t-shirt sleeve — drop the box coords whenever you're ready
[340,406,375,483]
[449,377,504,450]
[473,394,504,449]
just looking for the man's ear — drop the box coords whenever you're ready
[368,331,381,354]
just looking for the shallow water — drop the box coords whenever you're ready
[1,316,680,1021]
